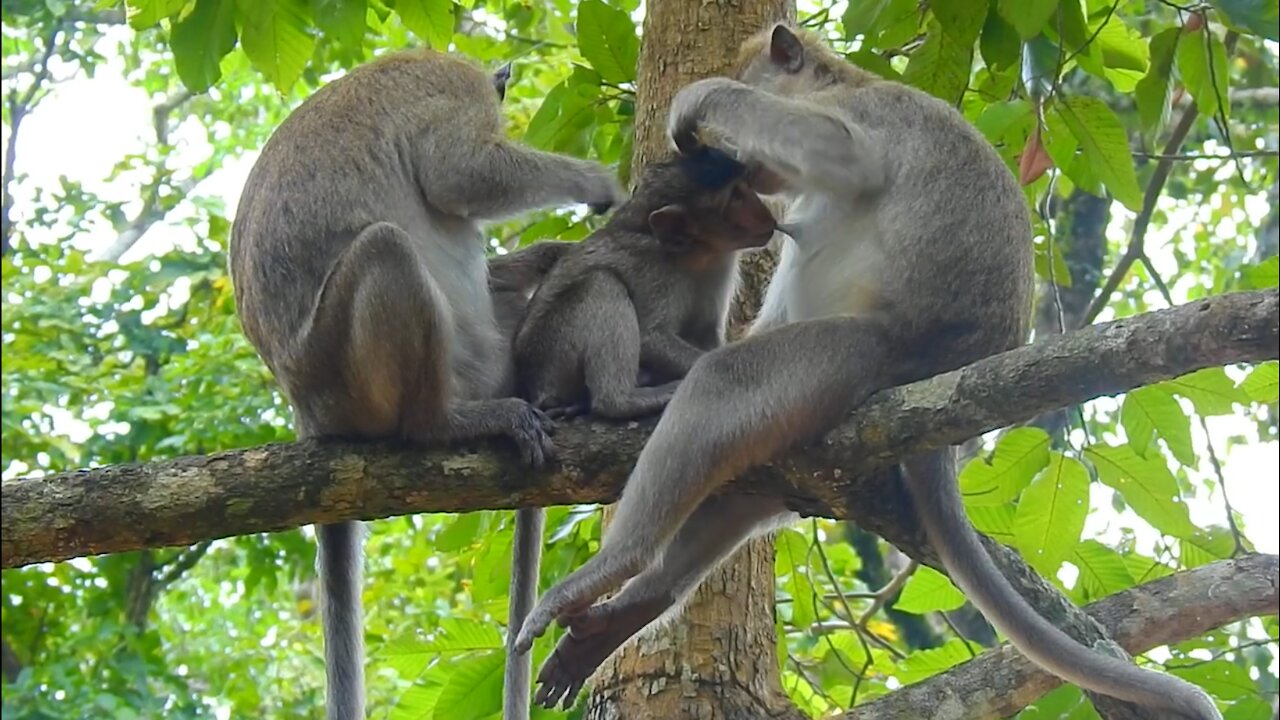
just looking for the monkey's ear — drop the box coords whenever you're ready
[493,63,513,101]
[649,205,692,247]
[769,25,804,73]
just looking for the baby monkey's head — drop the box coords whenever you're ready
[732,23,871,97]
[635,147,777,256]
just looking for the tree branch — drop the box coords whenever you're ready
[3,288,1275,570]
[845,553,1279,720]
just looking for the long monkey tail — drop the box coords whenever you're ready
[901,448,1222,720]
[504,507,546,720]
[318,521,366,720]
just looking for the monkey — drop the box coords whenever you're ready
[227,49,623,720]
[488,241,577,395]
[501,148,777,720]
[510,25,1222,720]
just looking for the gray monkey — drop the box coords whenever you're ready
[511,24,1222,720]
[228,49,622,720]
[502,147,776,719]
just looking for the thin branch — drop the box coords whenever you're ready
[2,21,63,255]
[857,561,917,631]
[1132,149,1279,161]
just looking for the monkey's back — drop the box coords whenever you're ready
[229,49,502,364]
[836,81,1032,380]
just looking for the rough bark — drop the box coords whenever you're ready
[584,4,798,719]
[845,553,1280,720]
[4,289,1274,569]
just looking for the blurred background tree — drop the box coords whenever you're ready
[1,0,1276,718]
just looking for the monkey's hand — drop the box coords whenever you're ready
[574,161,625,215]
[667,78,746,159]
[470,398,557,467]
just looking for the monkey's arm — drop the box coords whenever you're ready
[639,331,707,379]
[668,79,885,198]
[488,241,575,292]
[422,142,623,221]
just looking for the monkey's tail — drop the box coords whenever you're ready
[902,448,1222,720]
[503,507,546,720]
[318,521,366,720]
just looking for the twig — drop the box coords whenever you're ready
[857,560,918,630]
[1132,149,1279,160]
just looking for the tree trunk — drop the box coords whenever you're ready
[584,3,800,718]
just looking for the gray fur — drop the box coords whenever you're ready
[502,154,775,719]
[513,25,1221,720]
[228,49,621,720]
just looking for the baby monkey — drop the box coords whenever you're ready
[502,147,776,720]
[513,147,777,418]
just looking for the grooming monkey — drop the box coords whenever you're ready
[228,49,622,720]
[512,25,1221,720]
[502,147,776,720]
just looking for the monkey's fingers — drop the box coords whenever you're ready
[507,401,557,467]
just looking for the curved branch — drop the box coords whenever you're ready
[845,553,1279,720]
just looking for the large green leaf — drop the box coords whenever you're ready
[1134,28,1180,135]
[396,0,455,50]
[1071,539,1134,600]
[960,427,1051,506]
[998,0,1059,40]
[575,0,639,84]
[1013,453,1090,576]
[1177,29,1231,120]
[1158,366,1252,416]
[1085,443,1197,538]
[237,0,316,93]
[1054,95,1143,210]
[1240,361,1278,404]
[775,528,818,629]
[125,0,188,28]
[1169,658,1258,700]
[903,18,973,104]
[171,0,238,93]
[980,1,1021,70]
[312,0,367,52]
[431,651,504,720]
[932,0,988,45]
[1211,0,1280,41]
[894,566,967,614]
[1121,386,1196,466]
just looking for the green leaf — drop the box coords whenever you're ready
[998,0,1059,40]
[1071,540,1134,599]
[431,651,504,720]
[1134,28,1180,135]
[1169,658,1257,700]
[575,0,639,84]
[775,528,818,629]
[969,504,1017,542]
[1239,255,1278,290]
[894,566,967,614]
[1159,366,1251,416]
[1241,361,1278,404]
[430,617,504,652]
[1014,453,1090,576]
[960,427,1051,506]
[980,1,1022,70]
[1054,96,1143,211]
[1177,29,1231,120]
[1034,235,1074,287]
[171,0,238,93]
[1096,17,1149,73]
[238,0,316,93]
[435,512,482,552]
[125,0,187,28]
[1210,0,1280,41]
[1224,697,1274,720]
[396,0,455,50]
[897,638,973,682]
[932,0,988,46]
[1180,527,1238,568]
[903,18,973,104]
[844,0,917,43]
[524,68,602,154]
[311,0,366,52]
[1085,444,1197,538]
[1121,386,1196,466]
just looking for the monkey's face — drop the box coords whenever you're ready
[649,182,776,255]
[735,24,840,98]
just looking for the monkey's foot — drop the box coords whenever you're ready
[543,402,589,421]
[533,595,670,709]
[505,401,557,467]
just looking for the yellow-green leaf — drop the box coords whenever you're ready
[1121,386,1196,466]
[1085,443,1197,538]
[575,0,639,84]
[171,0,238,93]
[960,427,1051,506]
[1014,453,1090,576]
[894,566,967,614]
[1054,96,1143,210]
[396,0,455,50]
[238,0,316,94]
[1176,29,1231,120]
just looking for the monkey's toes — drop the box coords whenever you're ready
[544,402,589,420]
[533,652,588,710]
[507,401,557,467]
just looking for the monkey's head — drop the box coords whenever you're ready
[643,148,777,255]
[732,24,872,98]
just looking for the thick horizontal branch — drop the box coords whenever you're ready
[845,553,1280,720]
[3,289,1275,571]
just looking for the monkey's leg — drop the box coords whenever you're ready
[423,142,621,221]
[577,275,680,420]
[638,331,706,380]
[534,495,792,709]
[514,316,892,654]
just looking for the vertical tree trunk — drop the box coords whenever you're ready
[582,3,800,719]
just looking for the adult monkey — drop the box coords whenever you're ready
[229,50,621,720]
[512,24,1221,720]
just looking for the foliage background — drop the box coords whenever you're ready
[1,0,1277,718]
